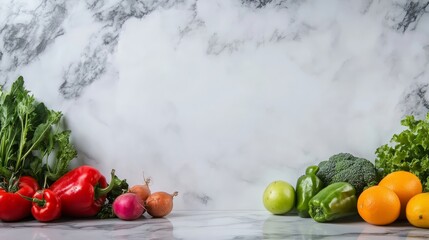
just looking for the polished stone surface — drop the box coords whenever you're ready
[0,211,427,240]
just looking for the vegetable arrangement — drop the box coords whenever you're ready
[0,77,179,222]
[263,112,429,229]
[113,181,178,220]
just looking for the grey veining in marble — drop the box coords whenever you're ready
[60,0,181,98]
[2,0,428,98]
[0,211,428,240]
[1,0,429,211]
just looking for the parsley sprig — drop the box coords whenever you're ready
[0,76,77,185]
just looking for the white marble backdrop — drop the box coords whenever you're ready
[1,0,429,210]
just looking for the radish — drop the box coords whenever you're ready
[113,193,145,220]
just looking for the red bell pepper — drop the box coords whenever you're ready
[0,176,38,221]
[49,165,117,217]
[30,189,61,222]
[19,176,40,192]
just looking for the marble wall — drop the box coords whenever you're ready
[0,0,428,210]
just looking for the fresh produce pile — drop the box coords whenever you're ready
[263,113,429,229]
[0,77,178,222]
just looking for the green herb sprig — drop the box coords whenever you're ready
[0,76,77,185]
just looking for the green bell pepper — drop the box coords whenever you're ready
[308,182,357,222]
[295,165,324,218]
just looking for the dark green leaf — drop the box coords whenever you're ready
[0,76,77,185]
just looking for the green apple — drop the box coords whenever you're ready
[263,180,296,215]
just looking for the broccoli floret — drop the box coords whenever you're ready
[316,153,378,195]
[329,152,356,163]
[317,153,355,184]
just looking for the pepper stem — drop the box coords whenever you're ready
[95,169,117,199]
[18,192,46,207]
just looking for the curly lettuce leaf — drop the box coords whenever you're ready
[375,114,429,191]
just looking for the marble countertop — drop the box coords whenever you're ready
[0,211,427,240]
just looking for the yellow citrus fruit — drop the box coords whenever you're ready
[406,192,429,228]
[357,186,401,225]
[378,171,422,219]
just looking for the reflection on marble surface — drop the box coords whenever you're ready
[1,0,429,211]
[0,211,427,240]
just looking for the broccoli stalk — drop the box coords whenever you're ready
[316,153,378,195]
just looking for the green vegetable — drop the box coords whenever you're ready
[295,165,323,218]
[263,180,296,215]
[308,182,357,222]
[375,113,429,192]
[316,153,378,195]
[96,174,129,219]
[0,76,77,185]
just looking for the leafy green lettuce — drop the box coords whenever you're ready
[375,113,429,191]
[0,76,77,184]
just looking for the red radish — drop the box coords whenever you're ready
[113,193,145,220]
[145,191,178,218]
[129,177,152,202]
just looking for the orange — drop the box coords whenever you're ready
[378,171,422,219]
[406,193,429,228]
[357,186,401,225]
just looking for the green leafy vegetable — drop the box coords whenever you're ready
[96,174,129,219]
[375,113,429,191]
[0,76,77,185]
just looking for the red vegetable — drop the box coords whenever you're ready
[19,176,40,192]
[30,189,61,222]
[113,193,145,220]
[0,177,37,221]
[145,191,178,218]
[129,177,151,202]
[49,165,118,217]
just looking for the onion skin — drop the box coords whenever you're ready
[145,191,178,218]
[129,178,151,202]
[113,193,145,220]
